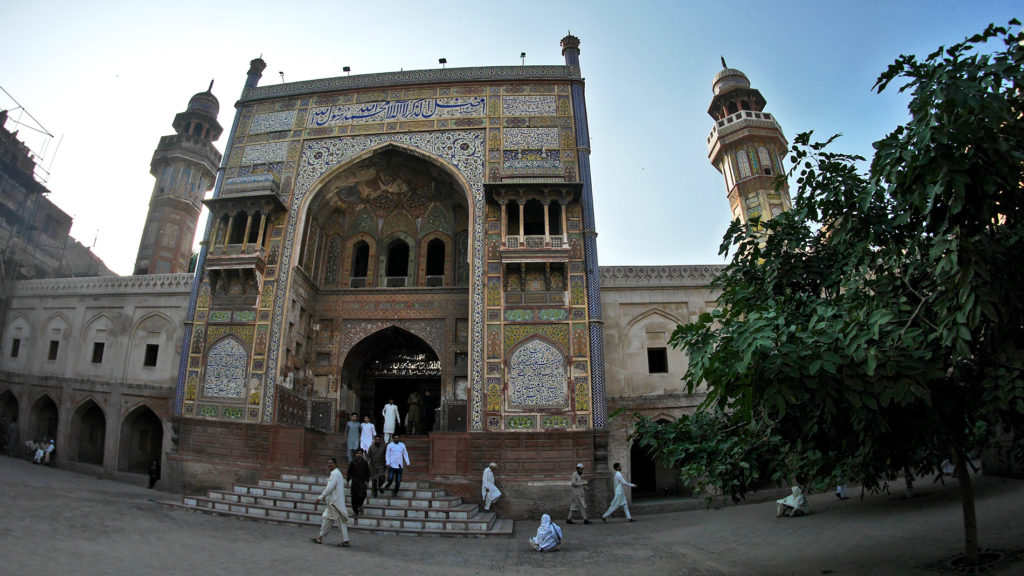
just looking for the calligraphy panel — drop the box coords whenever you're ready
[508,338,567,407]
[308,97,486,128]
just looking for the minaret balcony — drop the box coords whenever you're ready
[500,234,569,263]
[707,110,786,153]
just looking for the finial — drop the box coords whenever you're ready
[207,79,214,93]
[721,56,727,69]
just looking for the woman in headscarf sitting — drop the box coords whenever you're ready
[776,475,809,517]
[529,513,563,551]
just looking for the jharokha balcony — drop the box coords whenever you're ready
[500,234,569,263]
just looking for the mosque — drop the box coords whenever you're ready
[0,34,791,517]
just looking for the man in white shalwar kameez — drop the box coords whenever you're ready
[359,416,376,452]
[382,398,400,442]
[311,457,350,547]
[601,462,637,522]
[481,462,502,510]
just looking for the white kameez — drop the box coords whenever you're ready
[318,467,349,541]
[602,470,636,520]
[482,467,502,510]
[382,403,400,440]
[360,422,376,451]
[529,514,563,551]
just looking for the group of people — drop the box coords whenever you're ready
[311,433,411,547]
[31,438,55,465]
[482,461,638,552]
[342,394,436,459]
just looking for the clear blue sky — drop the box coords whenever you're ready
[1,0,1018,274]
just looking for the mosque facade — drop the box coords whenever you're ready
[0,36,790,514]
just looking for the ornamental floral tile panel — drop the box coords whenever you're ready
[203,337,249,399]
[502,128,559,149]
[508,338,567,407]
[502,96,556,116]
[505,415,537,430]
[249,110,297,134]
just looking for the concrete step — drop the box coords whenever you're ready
[171,469,512,537]
[169,497,509,536]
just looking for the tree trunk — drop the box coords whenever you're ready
[954,447,979,566]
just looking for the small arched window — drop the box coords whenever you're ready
[740,100,751,111]
[736,151,751,179]
[727,101,738,115]
[351,241,369,278]
[426,239,445,276]
[547,202,563,236]
[758,147,773,175]
[523,199,545,236]
[386,240,409,278]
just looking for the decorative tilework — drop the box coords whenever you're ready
[572,324,588,357]
[249,110,297,134]
[576,415,589,428]
[508,338,567,407]
[574,376,590,411]
[196,405,218,418]
[248,408,259,418]
[572,308,586,321]
[337,320,445,362]
[541,415,570,429]
[502,150,561,174]
[264,130,485,428]
[538,308,569,321]
[487,362,502,375]
[505,415,537,430]
[503,323,569,352]
[196,284,210,309]
[209,310,231,322]
[223,407,245,419]
[487,309,500,322]
[486,377,501,411]
[207,325,254,345]
[203,337,249,398]
[242,142,288,165]
[487,325,501,359]
[570,276,585,306]
[487,415,501,429]
[573,361,587,374]
[232,310,257,322]
[487,276,501,306]
[308,97,485,128]
[502,96,556,116]
[487,262,501,274]
[502,128,559,149]
[185,372,198,401]
[504,309,533,322]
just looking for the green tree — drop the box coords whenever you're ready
[633,21,1023,566]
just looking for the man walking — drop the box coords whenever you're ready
[344,413,361,463]
[406,390,422,435]
[366,434,387,498]
[567,462,591,524]
[382,399,400,442]
[312,457,350,547]
[601,462,637,523]
[481,462,502,511]
[384,433,410,496]
[345,448,371,517]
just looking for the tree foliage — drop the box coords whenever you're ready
[633,21,1024,560]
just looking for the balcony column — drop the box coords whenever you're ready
[255,212,268,250]
[241,213,253,251]
[500,200,508,244]
[542,200,551,246]
[560,203,568,248]
[224,215,235,246]
[518,200,525,240]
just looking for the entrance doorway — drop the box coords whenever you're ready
[341,327,441,436]
[71,400,105,466]
[29,394,58,444]
[118,405,162,473]
[630,419,689,498]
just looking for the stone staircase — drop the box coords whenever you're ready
[166,472,513,537]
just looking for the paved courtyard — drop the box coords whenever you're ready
[1,456,1022,575]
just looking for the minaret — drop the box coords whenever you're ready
[133,84,223,275]
[706,61,792,225]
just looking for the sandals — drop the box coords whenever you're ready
[311,537,322,544]
[337,541,351,547]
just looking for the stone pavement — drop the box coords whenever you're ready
[1,456,1023,575]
